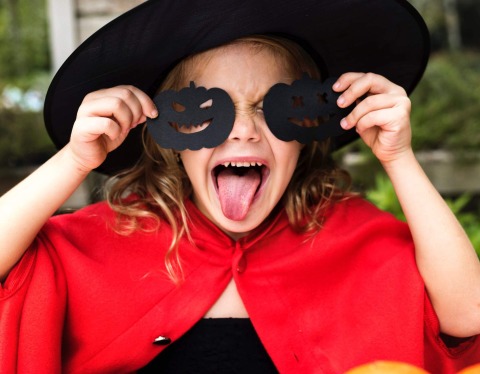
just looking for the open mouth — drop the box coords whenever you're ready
[212,161,269,221]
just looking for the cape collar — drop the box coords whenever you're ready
[184,199,290,251]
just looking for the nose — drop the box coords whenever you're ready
[227,110,261,143]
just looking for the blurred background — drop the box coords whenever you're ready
[0,0,479,254]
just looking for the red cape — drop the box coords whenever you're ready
[1,197,479,373]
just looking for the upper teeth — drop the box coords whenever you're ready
[223,161,263,167]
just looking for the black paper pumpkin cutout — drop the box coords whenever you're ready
[147,82,235,150]
[263,75,351,144]
[147,76,353,151]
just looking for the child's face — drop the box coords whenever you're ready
[179,44,303,239]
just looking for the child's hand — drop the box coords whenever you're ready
[333,73,412,164]
[67,85,158,172]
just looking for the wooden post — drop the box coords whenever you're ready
[47,0,76,73]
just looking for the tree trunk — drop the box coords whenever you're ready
[442,0,462,51]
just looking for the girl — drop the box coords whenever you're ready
[1,0,479,373]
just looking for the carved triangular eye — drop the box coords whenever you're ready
[317,92,327,105]
[291,96,304,108]
[171,102,186,112]
[199,99,213,109]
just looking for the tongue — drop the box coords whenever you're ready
[217,168,261,221]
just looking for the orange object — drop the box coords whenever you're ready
[457,364,480,374]
[345,361,430,374]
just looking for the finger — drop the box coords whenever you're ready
[341,94,410,130]
[72,117,124,143]
[335,72,399,94]
[125,85,159,119]
[111,85,158,122]
[332,72,365,92]
[84,85,157,122]
[78,96,138,136]
[354,106,410,135]
[335,73,406,108]
[83,86,143,126]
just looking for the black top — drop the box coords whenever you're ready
[139,318,279,373]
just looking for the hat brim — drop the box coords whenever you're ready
[44,0,430,175]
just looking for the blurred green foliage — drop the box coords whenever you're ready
[0,0,54,168]
[366,173,480,257]
[365,173,406,221]
[0,0,50,82]
[410,52,480,153]
[0,107,55,167]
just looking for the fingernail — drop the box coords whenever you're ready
[340,118,348,129]
[333,82,341,90]
[337,95,345,106]
[151,109,158,118]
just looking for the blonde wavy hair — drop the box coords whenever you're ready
[106,35,351,281]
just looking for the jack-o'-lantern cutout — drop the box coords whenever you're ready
[147,82,235,150]
[263,74,352,144]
